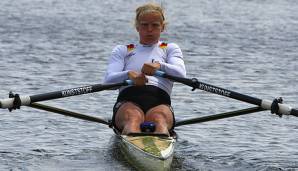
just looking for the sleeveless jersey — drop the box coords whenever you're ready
[104,41,186,95]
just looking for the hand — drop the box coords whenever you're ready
[142,62,161,76]
[128,71,148,86]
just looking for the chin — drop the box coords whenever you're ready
[142,40,158,45]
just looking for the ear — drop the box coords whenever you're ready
[136,23,140,32]
[161,23,165,32]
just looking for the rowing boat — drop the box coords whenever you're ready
[1,71,297,170]
[116,131,176,171]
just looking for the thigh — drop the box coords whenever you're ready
[145,105,174,130]
[114,102,145,130]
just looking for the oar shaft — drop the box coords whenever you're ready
[30,82,124,102]
[175,107,266,127]
[157,71,262,105]
[155,71,298,116]
[30,103,110,125]
[0,81,132,109]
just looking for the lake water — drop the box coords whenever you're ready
[0,0,297,170]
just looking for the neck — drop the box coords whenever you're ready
[139,40,159,46]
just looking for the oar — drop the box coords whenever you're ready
[30,102,110,125]
[175,107,266,127]
[0,80,133,111]
[154,71,298,117]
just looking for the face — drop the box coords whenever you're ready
[136,12,165,45]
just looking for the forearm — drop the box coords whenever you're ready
[160,58,186,78]
[104,70,129,83]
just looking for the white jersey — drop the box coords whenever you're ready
[104,41,186,95]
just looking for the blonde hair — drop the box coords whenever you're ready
[135,3,166,27]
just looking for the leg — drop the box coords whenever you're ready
[145,105,174,135]
[115,102,145,135]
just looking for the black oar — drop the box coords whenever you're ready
[30,102,110,125]
[0,80,132,111]
[154,71,298,117]
[175,107,266,127]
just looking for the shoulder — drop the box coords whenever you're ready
[113,43,137,51]
[166,42,181,50]
[111,43,136,56]
[164,42,182,55]
[126,44,136,52]
[112,44,126,53]
[158,42,181,51]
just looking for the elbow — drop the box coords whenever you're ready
[103,73,113,83]
[175,65,186,78]
[182,70,187,78]
[161,63,186,78]
[103,71,128,83]
[167,67,186,78]
[177,69,186,78]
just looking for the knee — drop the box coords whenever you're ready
[118,103,144,122]
[146,113,167,123]
[122,108,143,121]
[145,107,174,130]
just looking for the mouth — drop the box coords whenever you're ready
[146,35,154,38]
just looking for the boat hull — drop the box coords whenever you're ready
[118,133,175,171]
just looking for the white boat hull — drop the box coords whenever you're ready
[118,133,176,171]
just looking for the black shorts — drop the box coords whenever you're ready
[112,85,175,131]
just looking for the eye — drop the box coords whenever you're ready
[152,23,161,28]
[140,23,149,27]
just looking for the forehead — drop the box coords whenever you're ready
[138,11,163,22]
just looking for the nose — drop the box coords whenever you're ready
[147,24,153,32]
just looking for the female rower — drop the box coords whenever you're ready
[104,2,186,135]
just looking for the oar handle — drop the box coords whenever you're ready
[155,70,298,117]
[0,80,133,110]
[291,109,298,117]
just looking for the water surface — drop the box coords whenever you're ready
[0,0,297,170]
